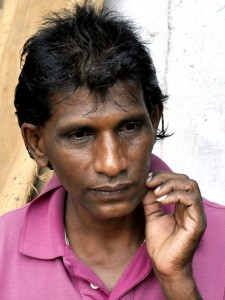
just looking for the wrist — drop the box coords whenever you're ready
[154,268,202,300]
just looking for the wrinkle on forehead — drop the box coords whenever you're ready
[48,81,143,116]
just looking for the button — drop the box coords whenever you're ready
[90,283,99,290]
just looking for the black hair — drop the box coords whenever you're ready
[14,3,168,139]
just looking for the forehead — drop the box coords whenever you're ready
[49,82,147,121]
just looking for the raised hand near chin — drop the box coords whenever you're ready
[142,171,207,299]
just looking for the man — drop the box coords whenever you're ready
[0,4,225,299]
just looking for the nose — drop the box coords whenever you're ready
[94,133,128,177]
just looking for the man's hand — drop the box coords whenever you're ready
[142,172,207,299]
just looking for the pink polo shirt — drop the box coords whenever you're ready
[0,154,225,299]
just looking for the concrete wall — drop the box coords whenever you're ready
[104,0,225,205]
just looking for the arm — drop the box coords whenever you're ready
[142,172,206,299]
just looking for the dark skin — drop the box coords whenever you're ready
[21,81,206,298]
[144,172,206,299]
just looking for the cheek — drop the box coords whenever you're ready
[128,134,154,164]
[49,147,94,189]
[49,144,91,170]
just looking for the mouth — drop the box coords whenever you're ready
[91,183,131,194]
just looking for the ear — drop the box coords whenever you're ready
[150,103,164,139]
[21,123,49,168]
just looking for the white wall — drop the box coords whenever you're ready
[104,0,225,205]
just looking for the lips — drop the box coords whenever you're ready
[92,183,131,193]
[89,183,131,198]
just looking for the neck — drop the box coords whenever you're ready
[64,194,145,291]
[64,194,145,248]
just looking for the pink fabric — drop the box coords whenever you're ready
[0,154,225,299]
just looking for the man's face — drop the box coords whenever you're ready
[38,82,160,220]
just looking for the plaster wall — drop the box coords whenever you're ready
[105,0,225,205]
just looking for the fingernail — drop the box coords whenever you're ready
[156,194,167,202]
[154,186,161,194]
[146,172,153,183]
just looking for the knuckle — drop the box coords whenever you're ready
[177,173,189,180]
[189,179,198,186]
[185,179,199,191]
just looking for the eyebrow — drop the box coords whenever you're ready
[116,112,149,125]
[56,111,149,133]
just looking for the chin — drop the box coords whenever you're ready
[92,200,141,221]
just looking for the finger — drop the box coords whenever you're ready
[174,202,185,228]
[156,189,199,207]
[154,178,200,198]
[156,190,206,231]
[142,191,165,222]
[146,171,189,189]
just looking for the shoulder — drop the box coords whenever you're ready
[202,197,225,227]
[0,204,29,229]
[198,198,225,260]
[0,204,30,258]
[203,197,225,211]
[150,154,172,172]
[0,174,63,234]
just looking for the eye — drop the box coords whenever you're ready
[121,122,140,131]
[119,121,142,133]
[67,128,93,140]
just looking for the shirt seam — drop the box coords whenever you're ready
[203,201,225,210]
[0,203,29,220]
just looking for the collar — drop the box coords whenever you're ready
[19,176,66,259]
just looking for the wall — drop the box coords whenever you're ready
[1,0,224,215]
[0,0,103,215]
[0,0,66,215]
[104,0,225,205]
